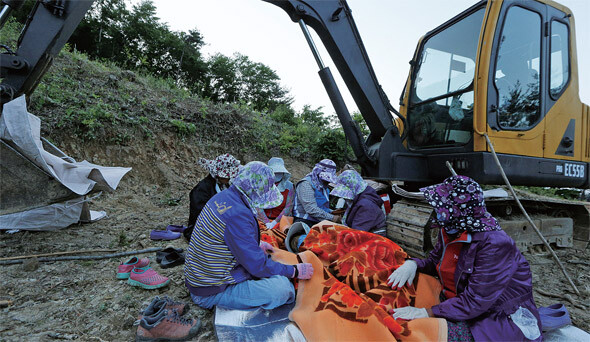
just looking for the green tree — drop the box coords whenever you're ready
[352,112,369,137]
[234,54,292,111]
[176,29,208,91]
[299,105,328,128]
[313,128,350,166]
[202,53,292,111]
[203,53,240,103]
[270,104,297,125]
[69,0,129,61]
[69,0,207,90]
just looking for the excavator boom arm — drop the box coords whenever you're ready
[264,0,395,139]
[0,0,94,104]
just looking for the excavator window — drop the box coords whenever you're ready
[493,6,542,130]
[549,20,570,99]
[407,7,485,149]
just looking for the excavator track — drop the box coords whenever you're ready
[386,199,435,258]
[386,192,590,258]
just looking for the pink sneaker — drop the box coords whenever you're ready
[128,267,170,289]
[117,257,150,279]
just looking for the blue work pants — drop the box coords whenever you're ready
[190,275,295,310]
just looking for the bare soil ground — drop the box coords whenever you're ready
[0,142,312,341]
[1,141,589,341]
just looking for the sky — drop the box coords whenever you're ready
[150,0,590,116]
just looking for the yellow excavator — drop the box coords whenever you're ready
[266,0,589,255]
[0,0,588,254]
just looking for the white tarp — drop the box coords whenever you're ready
[0,96,131,195]
[0,197,85,231]
[0,96,131,231]
[215,304,306,342]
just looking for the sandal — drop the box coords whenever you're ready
[160,250,185,269]
[156,247,184,264]
[166,225,188,233]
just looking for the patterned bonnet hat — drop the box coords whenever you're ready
[330,170,367,200]
[420,175,501,233]
[198,153,241,179]
[233,161,283,210]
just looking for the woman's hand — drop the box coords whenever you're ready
[259,241,275,255]
[390,306,429,320]
[293,263,314,279]
[332,215,342,224]
[331,208,345,215]
[387,260,417,289]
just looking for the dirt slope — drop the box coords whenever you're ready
[0,135,312,341]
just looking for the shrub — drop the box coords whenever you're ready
[170,118,197,137]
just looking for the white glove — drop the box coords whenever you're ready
[265,221,276,230]
[391,306,428,320]
[387,260,417,289]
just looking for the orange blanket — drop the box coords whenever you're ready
[266,220,447,341]
[259,216,292,250]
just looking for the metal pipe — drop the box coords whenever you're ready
[0,5,13,29]
[445,161,458,176]
[298,19,325,69]
[318,66,376,174]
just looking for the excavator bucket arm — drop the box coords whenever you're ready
[0,0,94,104]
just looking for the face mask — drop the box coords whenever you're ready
[274,173,283,184]
[217,182,229,190]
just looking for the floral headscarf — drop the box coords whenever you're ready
[268,157,292,192]
[198,153,241,179]
[421,175,501,233]
[331,170,367,200]
[233,161,283,214]
[308,159,337,189]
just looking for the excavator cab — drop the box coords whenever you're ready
[399,0,589,188]
[405,6,484,149]
[392,0,589,253]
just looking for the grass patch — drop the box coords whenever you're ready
[118,232,130,247]
[517,186,586,201]
[159,192,181,206]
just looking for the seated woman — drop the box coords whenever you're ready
[388,175,542,341]
[184,161,313,310]
[257,157,295,229]
[185,154,241,241]
[293,159,341,227]
[330,170,386,236]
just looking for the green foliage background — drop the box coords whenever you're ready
[2,0,358,167]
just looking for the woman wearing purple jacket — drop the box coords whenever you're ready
[330,170,386,236]
[388,175,542,341]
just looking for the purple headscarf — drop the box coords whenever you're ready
[330,170,367,200]
[307,159,337,189]
[421,175,502,233]
[232,161,283,214]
